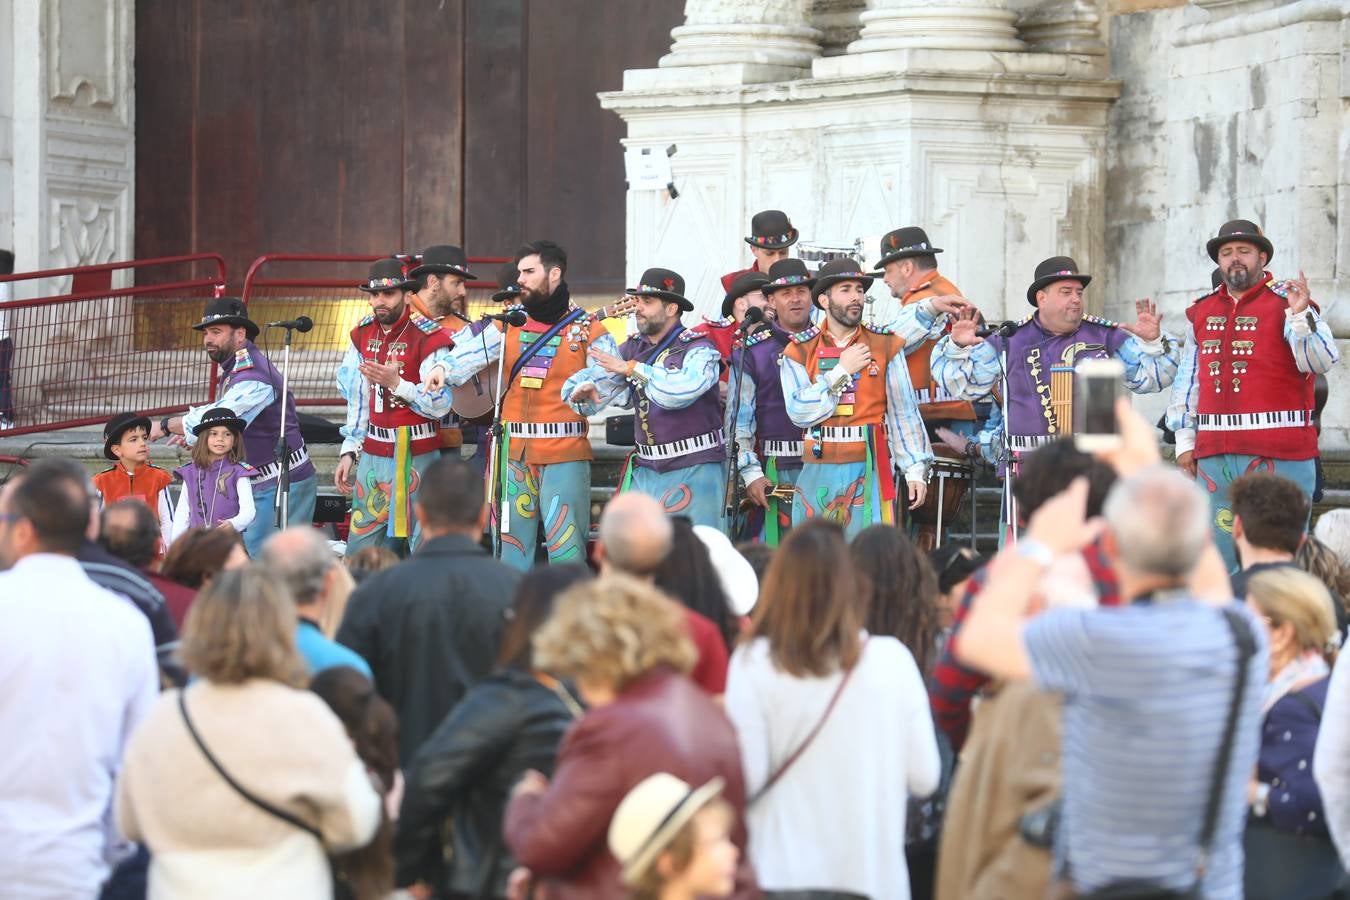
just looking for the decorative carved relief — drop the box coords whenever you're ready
[47,0,119,109]
[49,193,118,268]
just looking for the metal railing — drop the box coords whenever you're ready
[239,253,509,406]
[0,254,227,435]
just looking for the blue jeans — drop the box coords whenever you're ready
[245,473,318,557]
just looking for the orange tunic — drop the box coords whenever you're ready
[784,327,902,464]
[901,270,976,422]
[92,463,174,522]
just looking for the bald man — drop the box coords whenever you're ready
[594,491,673,579]
[261,527,371,678]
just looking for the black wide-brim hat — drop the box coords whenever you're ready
[745,209,799,251]
[103,412,152,461]
[192,296,260,341]
[873,226,943,269]
[760,259,815,296]
[721,271,771,318]
[491,261,523,303]
[812,258,874,308]
[409,244,478,281]
[191,406,247,438]
[1027,256,1092,306]
[359,257,416,293]
[627,267,693,312]
[1206,219,1274,264]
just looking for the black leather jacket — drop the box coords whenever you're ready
[395,668,580,898]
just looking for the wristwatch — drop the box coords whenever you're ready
[1015,537,1056,567]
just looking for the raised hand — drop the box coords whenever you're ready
[569,383,601,407]
[1284,270,1313,315]
[359,360,402,390]
[1119,298,1162,343]
[587,347,629,376]
[935,425,972,457]
[949,307,983,348]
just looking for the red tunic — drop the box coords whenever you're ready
[1185,277,1319,460]
[349,307,454,458]
[719,260,761,294]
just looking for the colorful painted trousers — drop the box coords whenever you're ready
[347,449,441,556]
[792,460,898,541]
[1196,453,1316,572]
[496,458,591,570]
[620,459,727,531]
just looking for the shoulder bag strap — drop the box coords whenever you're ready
[178,690,324,842]
[1192,607,1258,881]
[748,657,859,808]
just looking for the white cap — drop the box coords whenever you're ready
[608,773,725,886]
[693,524,759,616]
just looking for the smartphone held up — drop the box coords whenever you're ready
[1073,358,1125,453]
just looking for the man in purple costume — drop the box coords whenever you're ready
[152,297,317,556]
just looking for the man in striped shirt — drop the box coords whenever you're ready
[956,416,1267,898]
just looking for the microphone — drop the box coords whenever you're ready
[266,316,314,333]
[737,306,766,333]
[975,320,1019,338]
[483,309,528,327]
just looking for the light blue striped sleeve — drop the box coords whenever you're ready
[930,336,1002,402]
[437,322,503,387]
[727,353,764,486]
[884,343,934,483]
[1116,331,1181,394]
[337,344,367,455]
[781,354,848,427]
[183,379,276,447]
[1164,318,1200,456]
[562,360,631,416]
[392,346,455,419]
[975,403,1003,467]
[874,298,944,352]
[632,344,721,410]
[1286,307,1340,374]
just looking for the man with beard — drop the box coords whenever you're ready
[334,257,454,554]
[933,257,1178,497]
[781,258,933,538]
[150,297,317,555]
[726,261,811,545]
[719,208,797,293]
[691,267,774,372]
[425,240,622,568]
[407,244,480,455]
[1166,219,1338,569]
[565,268,726,529]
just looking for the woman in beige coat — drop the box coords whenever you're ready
[116,565,381,899]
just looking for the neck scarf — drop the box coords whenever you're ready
[1264,651,1329,713]
[527,281,571,325]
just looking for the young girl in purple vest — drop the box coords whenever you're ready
[167,407,256,547]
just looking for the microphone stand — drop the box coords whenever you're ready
[273,323,298,529]
[485,318,513,560]
[723,337,751,531]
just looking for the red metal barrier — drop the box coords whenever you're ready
[0,255,227,436]
[240,253,509,406]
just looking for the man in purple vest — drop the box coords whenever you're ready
[564,267,725,529]
[151,297,317,556]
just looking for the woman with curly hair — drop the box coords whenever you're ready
[503,575,758,899]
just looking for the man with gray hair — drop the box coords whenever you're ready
[594,491,673,579]
[260,527,371,678]
[956,447,1267,898]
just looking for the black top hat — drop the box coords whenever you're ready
[873,226,943,270]
[358,257,415,293]
[1026,256,1092,306]
[409,244,478,281]
[759,259,815,296]
[744,210,799,251]
[192,296,259,341]
[626,267,693,312]
[191,407,247,438]
[103,412,152,461]
[812,258,875,307]
[721,271,771,318]
[491,261,523,303]
[1210,267,1224,290]
[1206,219,1274,264]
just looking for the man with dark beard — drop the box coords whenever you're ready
[150,296,317,555]
[1166,219,1338,569]
[425,240,625,568]
[335,257,455,555]
[565,267,726,529]
[407,244,479,455]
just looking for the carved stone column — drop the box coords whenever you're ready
[659,0,823,73]
[1017,0,1105,55]
[811,0,867,55]
[847,0,1025,53]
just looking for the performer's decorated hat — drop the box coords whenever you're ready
[409,244,477,281]
[103,412,152,461]
[358,257,415,293]
[1026,256,1092,306]
[721,271,770,318]
[812,258,874,308]
[191,407,246,438]
[873,226,943,270]
[759,259,815,296]
[491,261,523,303]
[626,267,693,312]
[744,209,799,251]
[1206,219,1274,264]
[192,296,259,341]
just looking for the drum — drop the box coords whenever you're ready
[796,240,865,274]
[911,448,972,551]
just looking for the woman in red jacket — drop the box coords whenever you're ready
[504,574,759,899]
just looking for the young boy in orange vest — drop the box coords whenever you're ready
[92,412,175,542]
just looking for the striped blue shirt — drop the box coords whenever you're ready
[1024,599,1268,898]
